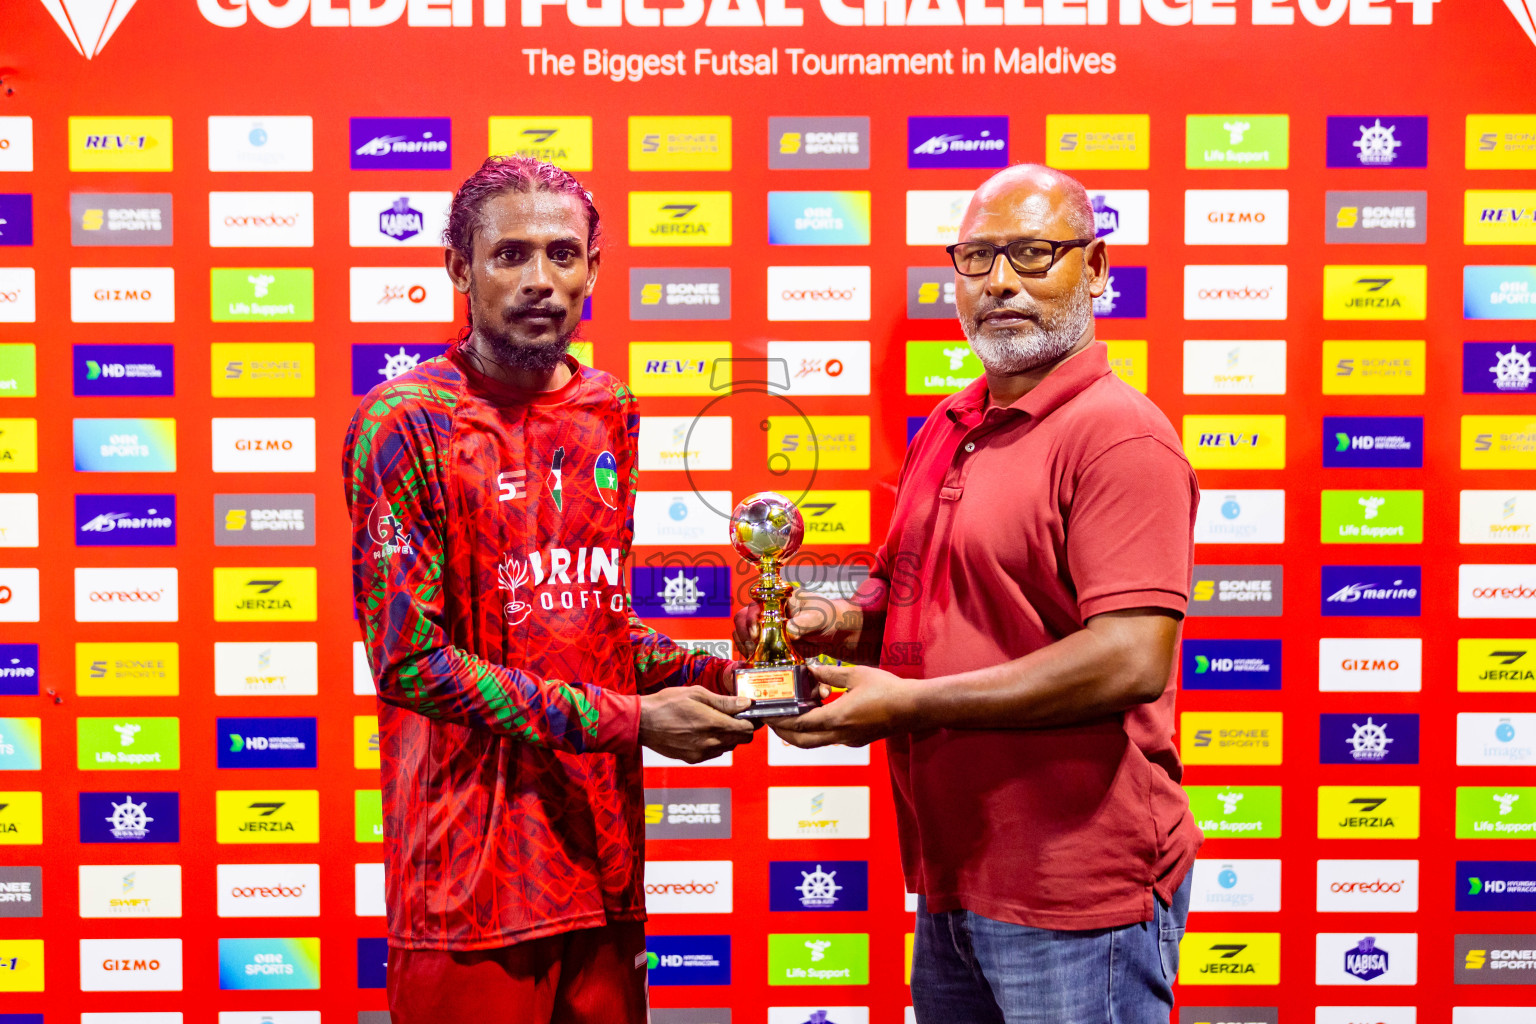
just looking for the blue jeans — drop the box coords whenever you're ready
[911,872,1192,1024]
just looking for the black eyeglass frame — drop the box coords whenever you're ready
[945,237,1096,277]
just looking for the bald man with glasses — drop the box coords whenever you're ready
[750,164,1202,1024]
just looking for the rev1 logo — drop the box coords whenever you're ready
[629,268,732,321]
[1179,933,1280,985]
[1316,933,1417,985]
[73,344,174,397]
[769,861,870,912]
[1326,116,1429,168]
[75,494,176,547]
[1193,489,1285,544]
[1454,934,1536,985]
[769,116,869,171]
[647,935,731,986]
[1323,416,1423,468]
[1320,713,1420,764]
[1181,639,1281,691]
[349,117,451,170]
[1465,342,1536,394]
[79,791,180,843]
[217,718,318,769]
[907,116,1009,169]
[631,566,730,618]
[1321,565,1421,617]
[1458,861,1536,911]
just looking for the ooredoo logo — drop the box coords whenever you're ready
[643,861,733,914]
[766,266,870,321]
[1316,860,1420,912]
[216,863,321,917]
[209,193,314,247]
[1461,564,1536,619]
[74,568,179,623]
[1184,265,1288,320]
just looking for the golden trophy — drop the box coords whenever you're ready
[730,491,821,720]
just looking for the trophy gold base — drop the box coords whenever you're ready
[733,664,820,720]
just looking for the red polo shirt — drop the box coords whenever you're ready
[870,340,1202,930]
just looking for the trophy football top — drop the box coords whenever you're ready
[729,491,805,564]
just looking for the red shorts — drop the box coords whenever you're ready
[386,922,648,1024]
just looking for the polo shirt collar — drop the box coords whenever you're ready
[946,339,1114,425]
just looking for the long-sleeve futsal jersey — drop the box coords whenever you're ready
[344,346,736,951]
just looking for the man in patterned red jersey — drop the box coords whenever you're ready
[344,156,757,1024]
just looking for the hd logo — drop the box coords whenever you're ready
[488,116,593,171]
[1179,933,1280,985]
[628,192,732,246]
[212,568,318,622]
[216,790,320,844]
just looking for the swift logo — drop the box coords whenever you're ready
[40,0,140,58]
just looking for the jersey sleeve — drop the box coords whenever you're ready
[613,382,741,696]
[344,386,640,753]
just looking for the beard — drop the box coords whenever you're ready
[961,273,1095,375]
[473,304,578,377]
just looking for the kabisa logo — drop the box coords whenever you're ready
[349,117,451,170]
[629,268,732,321]
[1326,116,1428,168]
[351,343,430,395]
[79,791,180,843]
[1465,342,1536,394]
[1092,267,1147,318]
[73,344,174,397]
[769,116,869,170]
[1321,565,1422,617]
[1181,639,1281,691]
[348,190,451,248]
[1323,416,1423,468]
[379,196,423,240]
[907,116,1009,169]
[0,644,39,697]
[1343,936,1390,981]
[1320,713,1420,764]
[75,494,176,547]
[769,861,870,912]
[41,0,141,57]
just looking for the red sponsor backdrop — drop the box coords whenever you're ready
[2,1,1536,1020]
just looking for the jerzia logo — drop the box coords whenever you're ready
[41,0,140,58]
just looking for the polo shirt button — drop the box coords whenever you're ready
[964,442,976,452]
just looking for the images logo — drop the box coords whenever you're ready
[1183,416,1286,470]
[1465,265,1536,320]
[1320,713,1420,764]
[1182,639,1282,691]
[1323,265,1428,320]
[1193,489,1285,544]
[69,117,172,172]
[1180,933,1281,985]
[629,192,732,246]
[629,116,731,171]
[349,117,451,170]
[767,191,871,246]
[79,790,179,843]
[75,494,175,547]
[769,861,869,912]
[1325,191,1427,244]
[769,116,869,170]
[1318,786,1420,838]
[907,116,1008,169]
[1458,713,1536,766]
[208,115,313,172]
[1321,565,1421,617]
[1324,416,1422,468]
[629,268,731,321]
[489,116,593,171]
[1326,116,1428,167]
[41,0,140,58]
[1185,115,1289,169]
[1190,859,1282,912]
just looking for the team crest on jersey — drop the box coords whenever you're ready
[366,495,412,559]
[594,451,620,509]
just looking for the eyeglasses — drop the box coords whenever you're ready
[946,237,1095,277]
